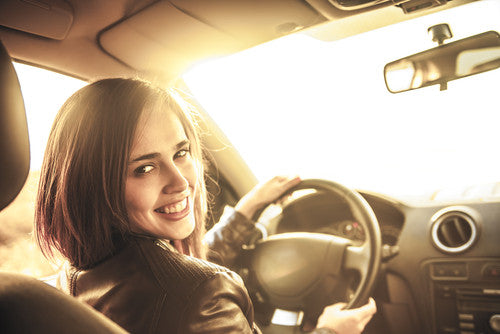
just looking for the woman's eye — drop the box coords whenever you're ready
[134,165,155,175]
[174,148,190,159]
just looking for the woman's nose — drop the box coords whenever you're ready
[161,165,189,194]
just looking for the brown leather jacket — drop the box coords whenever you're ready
[58,209,262,334]
[205,208,264,267]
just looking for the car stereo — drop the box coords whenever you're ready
[429,260,500,334]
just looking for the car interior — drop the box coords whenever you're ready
[1,0,499,333]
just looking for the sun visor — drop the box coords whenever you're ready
[168,0,325,40]
[0,0,73,40]
[99,0,325,78]
[99,1,244,78]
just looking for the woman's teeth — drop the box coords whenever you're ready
[156,198,187,214]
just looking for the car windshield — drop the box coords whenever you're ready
[183,0,500,202]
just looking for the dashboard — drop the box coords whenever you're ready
[259,187,500,334]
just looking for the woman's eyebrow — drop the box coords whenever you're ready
[130,152,160,163]
[176,139,190,149]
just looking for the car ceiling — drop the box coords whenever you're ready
[0,0,477,85]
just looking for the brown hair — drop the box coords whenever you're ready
[35,78,207,268]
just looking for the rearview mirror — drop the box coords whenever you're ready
[384,31,500,93]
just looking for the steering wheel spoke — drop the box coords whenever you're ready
[344,244,371,277]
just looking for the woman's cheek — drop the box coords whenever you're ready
[125,177,154,212]
[183,157,200,190]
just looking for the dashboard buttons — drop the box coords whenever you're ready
[459,322,474,330]
[432,263,467,279]
[483,264,500,279]
[458,313,474,321]
[435,285,455,299]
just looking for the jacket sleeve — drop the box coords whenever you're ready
[205,207,263,268]
[178,271,261,334]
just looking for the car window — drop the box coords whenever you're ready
[183,0,500,202]
[14,63,87,170]
[0,63,85,276]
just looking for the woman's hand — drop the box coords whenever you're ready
[316,298,377,334]
[234,175,301,220]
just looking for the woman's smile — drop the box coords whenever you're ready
[154,197,190,218]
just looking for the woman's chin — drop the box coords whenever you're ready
[164,215,196,240]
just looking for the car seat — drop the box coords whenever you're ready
[0,39,128,333]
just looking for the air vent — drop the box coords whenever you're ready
[430,207,479,254]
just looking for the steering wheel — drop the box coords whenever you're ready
[240,179,382,328]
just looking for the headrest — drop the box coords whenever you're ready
[0,40,30,211]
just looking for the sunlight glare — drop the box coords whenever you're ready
[14,63,86,170]
[184,0,500,199]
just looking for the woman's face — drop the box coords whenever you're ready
[125,107,198,241]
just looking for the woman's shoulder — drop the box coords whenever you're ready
[133,237,236,289]
[61,236,253,333]
[63,236,235,295]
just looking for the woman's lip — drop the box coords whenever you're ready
[155,198,191,221]
[155,197,187,213]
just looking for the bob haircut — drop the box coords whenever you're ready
[35,78,207,269]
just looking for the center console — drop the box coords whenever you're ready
[427,259,500,334]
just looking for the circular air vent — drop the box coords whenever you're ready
[430,207,479,254]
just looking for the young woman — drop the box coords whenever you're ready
[35,78,376,333]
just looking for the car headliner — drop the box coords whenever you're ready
[0,0,477,85]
